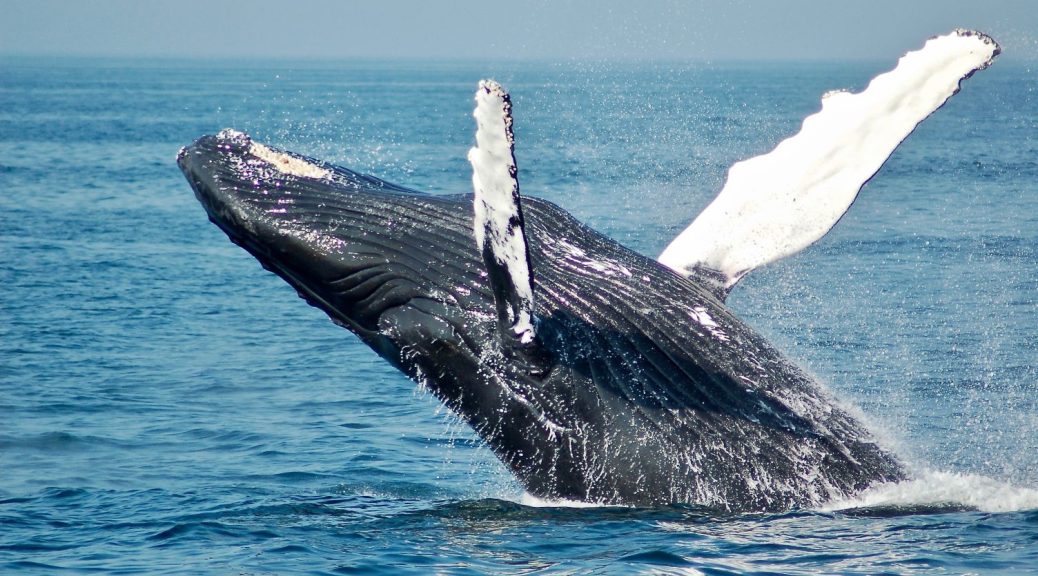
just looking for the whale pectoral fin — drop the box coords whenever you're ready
[467,80,537,347]
[658,29,1000,299]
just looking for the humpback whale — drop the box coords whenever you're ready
[179,30,998,511]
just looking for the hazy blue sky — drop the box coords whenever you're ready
[2,0,1036,62]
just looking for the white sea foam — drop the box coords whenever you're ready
[821,470,1038,513]
[512,471,1038,513]
[519,492,619,508]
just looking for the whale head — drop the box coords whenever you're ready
[178,130,488,362]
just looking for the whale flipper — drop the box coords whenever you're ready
[658,29,1000,298]
[467,80,537,346]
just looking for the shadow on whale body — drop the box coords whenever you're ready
[179,130,902,511]
[179,30,1000,511]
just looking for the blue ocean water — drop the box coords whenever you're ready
[1,55,1037,574]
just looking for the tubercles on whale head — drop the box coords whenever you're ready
[204,128,333,180]
[249,141,332,180]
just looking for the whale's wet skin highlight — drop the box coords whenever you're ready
[2,54,1037,573]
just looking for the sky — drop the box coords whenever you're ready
[2,0,1037,62]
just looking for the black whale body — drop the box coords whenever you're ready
[179,131,904,511]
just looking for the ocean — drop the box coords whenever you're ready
[1,55,1036,574]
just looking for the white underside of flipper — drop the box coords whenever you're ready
[658,29,1000,297]
[468,80,536,344]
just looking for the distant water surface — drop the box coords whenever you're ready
[1,56,1037,574]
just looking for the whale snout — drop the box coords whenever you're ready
[178,130,483,340]
[178,130,328,251]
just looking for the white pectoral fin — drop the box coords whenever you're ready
[468,79,536,344]
[658,29,1000,298]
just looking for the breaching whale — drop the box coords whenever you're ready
[179,30,998,511]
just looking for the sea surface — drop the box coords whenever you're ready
[1,55,1037,574]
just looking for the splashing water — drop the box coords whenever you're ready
[2,56,1036,574]
[823,471,1038,513]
